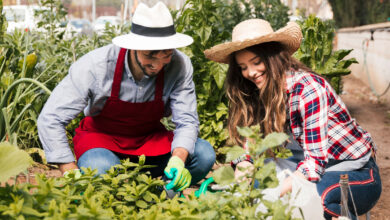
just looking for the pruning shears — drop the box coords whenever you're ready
[194,177,216,198]
[163,177,218,199]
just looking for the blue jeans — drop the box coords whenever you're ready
[77,138,216,185]
[317,157,381,220]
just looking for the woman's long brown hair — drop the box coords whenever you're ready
[226,42,311,145]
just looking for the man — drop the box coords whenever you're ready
[37,2,215,192]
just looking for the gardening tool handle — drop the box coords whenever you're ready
[194,177,214,198]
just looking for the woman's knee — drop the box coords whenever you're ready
[77,148,121,175]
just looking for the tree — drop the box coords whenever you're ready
[329,0,390,28]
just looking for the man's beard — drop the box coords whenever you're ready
[134,51,158,77]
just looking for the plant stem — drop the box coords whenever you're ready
[2,107,11,143]
[0,78,51,138]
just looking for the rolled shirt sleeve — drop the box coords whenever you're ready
[295,78,329,182]
[37,55,94,163]
[169,55,199,155]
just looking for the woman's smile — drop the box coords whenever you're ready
[235,50,267,89]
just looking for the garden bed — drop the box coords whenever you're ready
[5,74,389,219]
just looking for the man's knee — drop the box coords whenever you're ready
[77,148,121,175]
[194,138,216,169]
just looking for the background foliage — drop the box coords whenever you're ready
[215,0,290,32]
[329,0,390,28]
[0,0,4,42]
[0,0,357,159]
[294,15,357,94]
[0,0,117,151]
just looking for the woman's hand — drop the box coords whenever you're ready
[279,170,306,197]
[234,160,255,183]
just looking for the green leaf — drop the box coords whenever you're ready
[249,189,262,198]
[210,62,227,89]
[334,49,352,61]
[261,132,288,148]
[225,146,246,163]
[341,58,358,68]
[124,196,136,202]
[216,102,228,111]
[202,26,212,44]
[0,205,8,212]
[143,192,153,202]
[22,206,45,217]
[0,142,33,183]
[136,200,148,209]
[212,166,235,185]
[236,126,254,137]
[138,155,145,166]
[215,110,225,120]
[255,133,288,155]
[121,159,139,168]
[255,162,276,180]
[160,190,167,200]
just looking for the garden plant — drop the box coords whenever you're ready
[0,127,296,219]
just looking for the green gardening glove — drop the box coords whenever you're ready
[164,156,192,192]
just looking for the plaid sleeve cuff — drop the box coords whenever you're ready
[297,159,325,182]
[231,154,253,170]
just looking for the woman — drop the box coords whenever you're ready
[204,19,381,219]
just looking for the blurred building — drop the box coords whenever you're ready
[4,0,30,4]
[3,0,186,22]
[281,0,333,20]
[65,0,119,20]
[3,0,334,22]
[140,0,185,9]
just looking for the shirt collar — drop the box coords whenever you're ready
[285,69,295,94]
[124,50,135,81]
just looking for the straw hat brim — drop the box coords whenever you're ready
[204,22,302,64]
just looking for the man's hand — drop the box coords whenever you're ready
[58,162,78,174]
[164,156,192,191]
[58,162,81,179]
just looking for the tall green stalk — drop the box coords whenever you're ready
[0,0,4,43]
[0,78,51,139]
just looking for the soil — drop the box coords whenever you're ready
[4,74,390,219]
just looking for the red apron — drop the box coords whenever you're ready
[73,48,173,159]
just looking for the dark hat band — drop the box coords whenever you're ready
[131,23,176,37]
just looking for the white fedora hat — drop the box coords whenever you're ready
[112,2,193,50]
[204,19,302,64]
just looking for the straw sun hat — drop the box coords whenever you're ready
[112,2,193,50]
[204,19,302,64]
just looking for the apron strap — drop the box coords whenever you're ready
[155,69,164,101]
[111,48,127,98]
[112,48,165,100]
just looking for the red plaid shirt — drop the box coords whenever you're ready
[286,70,375,181]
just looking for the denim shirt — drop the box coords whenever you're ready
[37,44,199,163]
